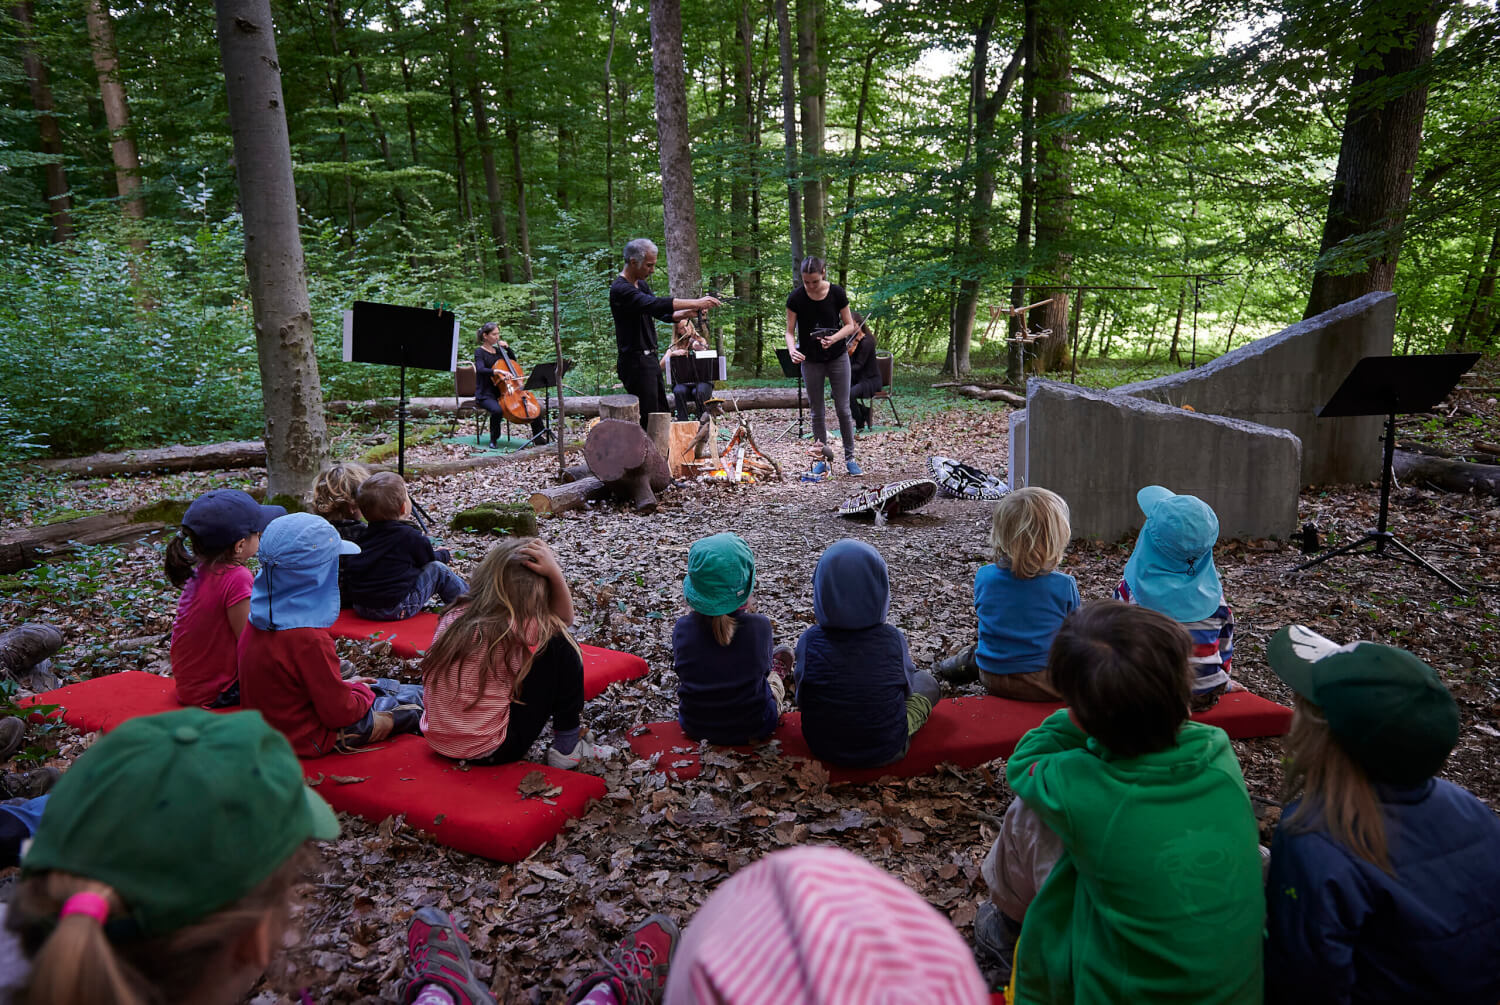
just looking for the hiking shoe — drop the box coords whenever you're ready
[845,459,863,475]
[771,645,795,682]
[973,902,1021,980]
[0,767,60,800]
[546,734,618,770]
[0,718,24,765]
[566,914,680,1005]
[934,644,980,684]
[810,461,829,476]
[403,907,496,1005]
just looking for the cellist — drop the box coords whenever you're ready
[475,322,549,448]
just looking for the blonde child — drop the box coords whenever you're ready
[421,537,613,769]
[1264,626,1500,1002]
[165,489,285,708]
[342,471,466,621]
[1114,485,1235,709]
[311,461,371,543]
[673,533,786,745]
[935,486,1080,700]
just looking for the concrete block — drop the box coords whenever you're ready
[1008,408,1028,490]
[1021,381,1302,542]
[1115,292,1394,485]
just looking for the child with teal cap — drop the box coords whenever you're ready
[673,533,787,745]
[1114,485,1237,709]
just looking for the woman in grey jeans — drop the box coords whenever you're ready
[785,257,862,475]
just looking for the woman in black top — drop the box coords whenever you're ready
[474,322,548,448]
[847,312,881,431]
[784,257,861,475]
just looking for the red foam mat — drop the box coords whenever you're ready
[24,671,605,863]
[627,691,1292,783]
[327,611,649,700]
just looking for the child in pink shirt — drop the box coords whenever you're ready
[165,489,284,707]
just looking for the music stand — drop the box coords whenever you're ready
[518,359,571,449]
[773,348,805,443]
[1291,352,1479,593]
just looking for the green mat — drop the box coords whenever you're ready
[438,433,533,452]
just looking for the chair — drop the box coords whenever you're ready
[871,351,903,427]
[453,365,486,445]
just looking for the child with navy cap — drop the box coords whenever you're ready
[164,488,285,708]
[1114,485,1236,709]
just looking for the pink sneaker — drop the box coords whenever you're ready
[566,914,680,1005]
[771,645,795,683]
[404,907,496,1005]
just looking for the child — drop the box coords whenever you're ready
[342,471,467,622]
[935,486,1080,700]
[420,537,613,769]
[794,539,941,769]
[673,533,784,745]
[976,601,1263,1001]
[1263,625,1500,1003]
[239,513,425,757]
[1114,484,1235,709]
[165,488,285,707]
[311,461,372,542]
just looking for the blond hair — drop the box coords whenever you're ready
[1281,697,1391,872]
[7,848,311,1005]
[989,486,1070,578]
[420,537,579,704]
[706,613,738,647]
[312,462,371,522]
[356,471,409,522]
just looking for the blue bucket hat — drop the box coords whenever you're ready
[249,513,359,630]
[683,533,756,617]
[182,489,285,552]
[1122,485,1222,623]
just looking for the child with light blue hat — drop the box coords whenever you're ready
[1114,485,1237,709]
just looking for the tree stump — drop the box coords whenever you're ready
[530,477,610,516]
[668,420,706,478]
[584,419,671,513]
[646,411,673,459]
[598,395,640,425]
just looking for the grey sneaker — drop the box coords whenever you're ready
[934,644,979,683]
[973,902,1021,980]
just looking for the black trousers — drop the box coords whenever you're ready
[473,635,585,764]
[618,353,670,428]
[672,381,714,421]
[476,395,546,443]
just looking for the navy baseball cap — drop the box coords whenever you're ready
[182,490,285,552]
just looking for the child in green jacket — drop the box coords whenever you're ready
[978,601,1263,1003]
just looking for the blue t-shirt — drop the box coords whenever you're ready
[973,564,1080,676]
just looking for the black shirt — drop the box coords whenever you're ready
[473,345,513,403]
[341,520,446,609]
[786,284,851,363]
[849,329,880,387]
[610,275,675,355]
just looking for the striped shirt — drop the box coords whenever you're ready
[1114,579,1234,694]
[420,607,525,760]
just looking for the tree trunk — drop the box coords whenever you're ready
[774,0,803,282]
[604,8,617,252]
[795,0,826,259]
[837,49,876,287]
[320,0,356,244]
[530,477,609,516]
[460,11,513,282]
[500,18,532,282]
[84,0,145,233]
[39,439,266,476]
[13,0,73,242]
[1030,0,1074,372]
[1454,218,1500,350]
[1006,0,1038,383]
[447,73,474,235]
[215,0,328,500]
[731,0,759,368]
[1304,2,1438,319]
[650,0,703,299]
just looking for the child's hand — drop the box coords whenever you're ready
[520,540,562,581]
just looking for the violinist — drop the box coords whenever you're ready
[475,322,549,448]
[663,318,714,421]
[847,312,881,432]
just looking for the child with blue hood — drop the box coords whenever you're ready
[1114,486,1236,710]
[794,539,941,769]
[238,513,424,758]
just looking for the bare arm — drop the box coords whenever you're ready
[521,540,575,625]
[785,309,804,363]
[227,598,250,639]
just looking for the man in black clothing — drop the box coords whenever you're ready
[609,237,721,427]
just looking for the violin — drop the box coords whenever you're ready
[846,327,866,357]
[488,343,542,423]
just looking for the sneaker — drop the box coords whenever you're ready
[973,902,1021,980]
[0,767,60,800]
[845,459,863,475]
[934,645,980,684]
[0,718,24,765]
[810,461,829,476]
[771,645,795,683]
[403,907,496,1005]
[566,915,680,1005]
[546,734,619,770]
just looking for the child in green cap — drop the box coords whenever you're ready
[1264,625,1500,1003]
[673,533,787,745]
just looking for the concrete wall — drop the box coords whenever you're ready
[1015,381,1302,542]
[1114,292,1395,485]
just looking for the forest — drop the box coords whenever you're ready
[1,0,1497,461]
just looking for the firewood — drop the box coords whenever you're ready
[598,395,641,424]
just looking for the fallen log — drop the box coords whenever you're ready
[584,419,671,513]
[530,476,609,516]
[0,513,171,575]
[38,440,266,477]
[393,441,583,479]
[1394,449,1500,497]
[560,463,594,483]
[326,386,810,421]
[936,384,1026,407]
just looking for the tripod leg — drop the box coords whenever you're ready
[1384,536,1466,593]
[1290,533,1378,574]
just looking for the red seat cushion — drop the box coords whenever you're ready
[327,610,648,700]
[24,671,605,863]
[627,691,1292,783]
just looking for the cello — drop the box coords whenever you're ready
[490,343,542,423]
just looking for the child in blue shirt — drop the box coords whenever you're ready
[673,533,785,745]
[936,486,1080,700]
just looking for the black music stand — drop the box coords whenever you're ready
[518,359,570,449]
[1291,352,1479,593]
[773,348,804,443]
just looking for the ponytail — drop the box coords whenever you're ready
[20,878,145,1005]
[708,613,738,647]
[163,534,198,588]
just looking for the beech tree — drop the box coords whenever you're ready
[214,0,327,499]
[650,0,703,298]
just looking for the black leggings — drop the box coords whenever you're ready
[476,395,545,442]
[473,635,585,764]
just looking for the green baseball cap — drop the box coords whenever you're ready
[1268,625,1460,787]
[683,533,756,617]
[23,707,339,938]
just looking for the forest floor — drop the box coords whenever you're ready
[1,363,1498,1003]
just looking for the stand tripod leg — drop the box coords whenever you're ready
[1290,533,1376,574]
[1384,536,1466,593]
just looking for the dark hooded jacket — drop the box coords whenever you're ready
[794,540,913,768]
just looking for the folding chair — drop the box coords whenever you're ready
[453,365,487,444]
[871,352,903,426]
